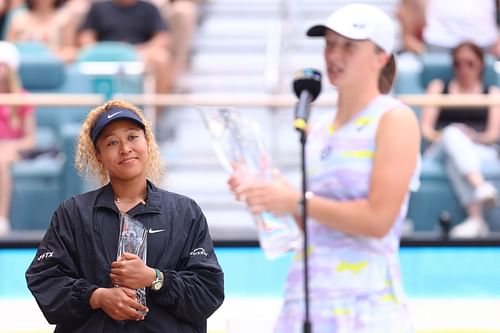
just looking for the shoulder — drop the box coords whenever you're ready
[378,104,420,143]
[153,186,204,215]
[376,95,419,137]
[9,10,29,27]
[89,1,113,13]
[58,186,104,213]
[381,105,419,126]
[137,0,161,11]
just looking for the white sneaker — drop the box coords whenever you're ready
[0,217,10,236]
[450,216,489,239]
[474,182,498,208]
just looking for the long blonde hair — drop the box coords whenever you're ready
[75,99,164,185]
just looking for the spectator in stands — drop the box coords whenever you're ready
[0,0,26,39]
[396,0,426,54]
[153,0,199,92]
[5,0,78,63]
[26,99,224,331]
[0,0,11,38]
[79,0,173,95]
[228,4,420,332]
[59,0,91,31]
[421,41,500,238]
[397,0,500,56]
[0,41,36,235]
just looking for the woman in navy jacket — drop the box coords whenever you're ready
[26,99,224,332]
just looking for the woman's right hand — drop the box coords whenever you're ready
[227,162,248,202]
[89,287,148,321]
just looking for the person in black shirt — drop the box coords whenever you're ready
[79,0,173,94]
[421,41,500,238]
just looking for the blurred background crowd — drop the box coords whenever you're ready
[1,0,500,241]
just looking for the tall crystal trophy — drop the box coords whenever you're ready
[200,107,302,259]
[117,213,148,314]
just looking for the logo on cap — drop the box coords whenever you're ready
[352,23,366,29]
[107,111,122,119]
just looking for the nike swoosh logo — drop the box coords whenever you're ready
[148,228,165,234]
[107,111,122,119]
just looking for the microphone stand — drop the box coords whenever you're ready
[297,123,311,333]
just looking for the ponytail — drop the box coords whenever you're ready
[378,54,396,94]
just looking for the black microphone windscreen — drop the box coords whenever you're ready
[293,69,322,101]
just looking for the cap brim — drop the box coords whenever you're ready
[306,24,369,42]
[307,25,327,37]
[91,110,145,144]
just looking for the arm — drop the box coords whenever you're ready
[13,106,36,151]
[475,86,500,144]
[78,29,97,48]
[77,4,98,47]
[237,107,420,238]
[135,30,171,52]
[421,79,445,142]
[396,0,426,53]
[26,201,147,323]
[25,201,100,324]
[59,17,78,63]
[4,11,24,43]
[304,108,420,237]
[150,205,224,325]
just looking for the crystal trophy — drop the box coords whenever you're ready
[117,213,148,314]
[200,107,302,259]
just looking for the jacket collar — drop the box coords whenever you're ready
[95,180,163,215]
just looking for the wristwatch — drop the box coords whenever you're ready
[151,268,164,291]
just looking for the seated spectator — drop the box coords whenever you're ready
[0,41,36,235]
[5,0,78,63]
[0,0,26,39]
[421,41,500,238]
[78,0,173,95]
[397,0,500,56]
[152,0,199,91]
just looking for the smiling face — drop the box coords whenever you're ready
[323,30,388,91]
[95,119,149,183]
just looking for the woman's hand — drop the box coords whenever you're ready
[90,287,148,321]
[110,253,156,289]
[233,168,301,216]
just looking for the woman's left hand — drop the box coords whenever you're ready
[110,253,156,289]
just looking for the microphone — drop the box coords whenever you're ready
[293,68,322,131]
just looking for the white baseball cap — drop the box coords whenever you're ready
[307,3,396,54]
[0,41,20,70]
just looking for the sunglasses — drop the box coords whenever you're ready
[453,59,477,69]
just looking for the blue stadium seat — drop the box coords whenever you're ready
[10,43,93,230]
[76,42,144,99]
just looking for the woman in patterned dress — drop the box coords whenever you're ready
[228,3,421,332]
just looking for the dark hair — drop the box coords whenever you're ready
[26,0,66,10]
[452,41,485,75]
[375,46,396,94]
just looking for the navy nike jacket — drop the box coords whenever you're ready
[26,181,224,332]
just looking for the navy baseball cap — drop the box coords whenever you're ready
[91,107,145,144]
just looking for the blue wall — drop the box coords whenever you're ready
[2,247,500,299]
